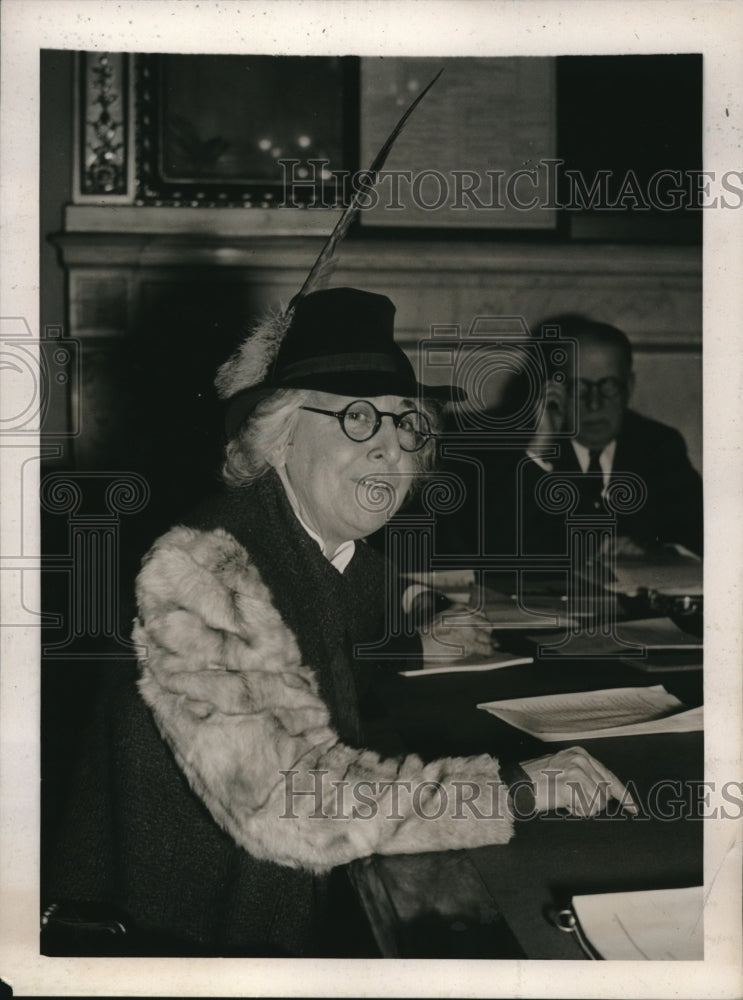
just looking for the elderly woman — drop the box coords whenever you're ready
[45,287,632,958]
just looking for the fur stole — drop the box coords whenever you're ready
[134,525,514,874]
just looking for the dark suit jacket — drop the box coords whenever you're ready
[529,409,703,556]
[416,409,703,565]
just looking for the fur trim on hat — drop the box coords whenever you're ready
[214,306,293,401]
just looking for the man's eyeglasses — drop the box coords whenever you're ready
[569,377,627,402]
[300,400,434,452]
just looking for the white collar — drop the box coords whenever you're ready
[526,438,617,478]
[570,438,617,481]
[275,466,356,573]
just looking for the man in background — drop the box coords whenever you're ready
[519,314,703,559]
[380,314,702,581]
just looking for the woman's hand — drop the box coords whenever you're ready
[419,603,498,664]
[520,746,638,816]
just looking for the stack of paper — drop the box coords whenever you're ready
[477,685,703,740]
[401,650,533,677]
[572,885,703,960]
[482,595,582,630]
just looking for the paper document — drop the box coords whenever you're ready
[573,885,703,960]
[401,651,533,677]
[525,617,702,655]
[402,569,475,603]
[481,595,582,630]
[614,618,702,649]
[603,550,702,597]
[477,685,703,740]
[623,652,703,673]
[403,569,476,590]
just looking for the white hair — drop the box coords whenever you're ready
[222,389,311,486]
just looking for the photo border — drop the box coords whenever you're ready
[1,1,741,997]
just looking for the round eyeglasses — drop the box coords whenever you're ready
[569,377,627,402]
[300,400,434,452]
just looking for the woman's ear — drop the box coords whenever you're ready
[267,430,295,470]
[266,444,288,471]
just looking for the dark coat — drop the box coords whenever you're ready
[45,470,512,957]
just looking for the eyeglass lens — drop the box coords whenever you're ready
[342,401,430,452]
[575,377,624,401]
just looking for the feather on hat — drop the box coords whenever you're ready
[214,306,290,402]
[214,71,463,435]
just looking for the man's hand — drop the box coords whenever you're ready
[594,534,647,560]
[419,603,498,664]
[528,378,567,454]
[520,746,638,816]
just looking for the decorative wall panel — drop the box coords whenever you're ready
[74,52,134,203]
[52,229,702,476]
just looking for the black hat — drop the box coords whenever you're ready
[217,287,465,438]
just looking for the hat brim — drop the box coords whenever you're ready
[224,377,466,439]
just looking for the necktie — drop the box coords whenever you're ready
[579,449,605,514]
